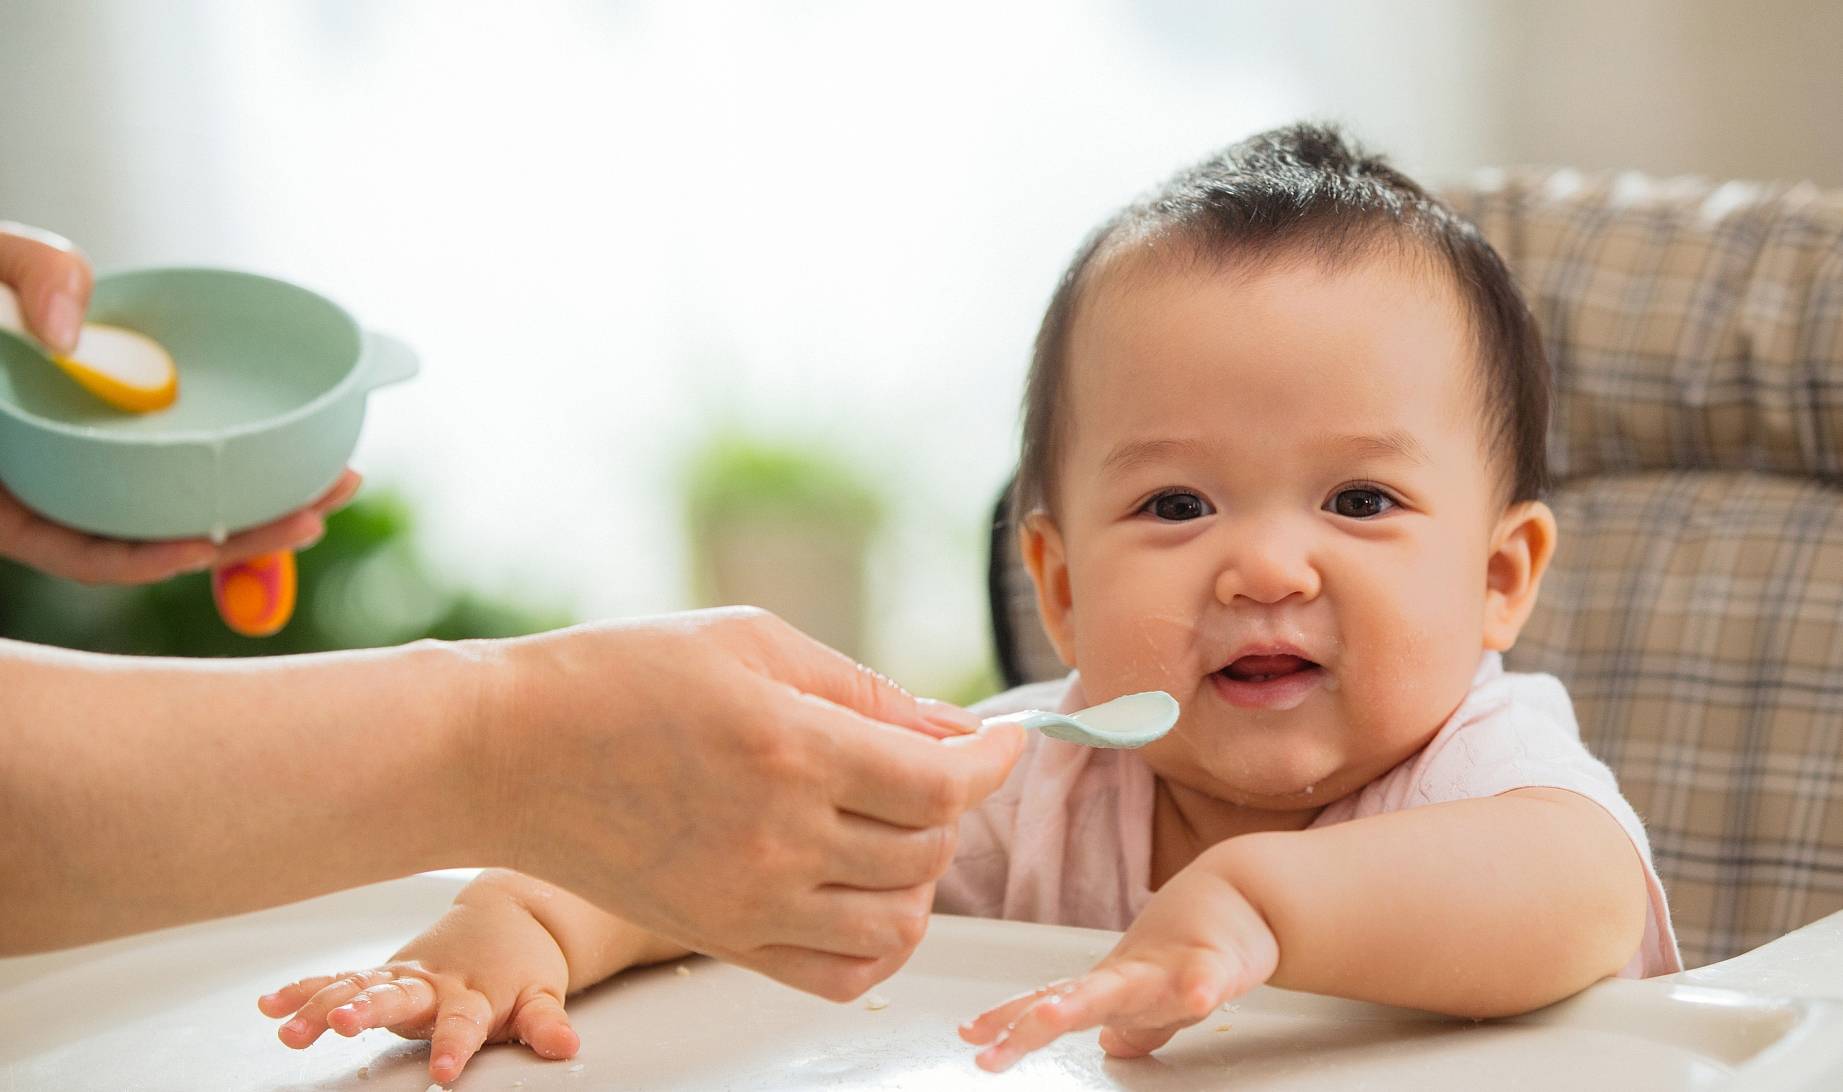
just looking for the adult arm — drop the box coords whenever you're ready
[0,608,1026,1000]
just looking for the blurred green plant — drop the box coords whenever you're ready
[681,433,886,536]
[0,491,571,656]
[679,431,887,659]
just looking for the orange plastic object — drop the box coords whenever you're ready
[212,550,297,637]
[52,332,178,413]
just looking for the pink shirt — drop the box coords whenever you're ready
[937,652,1682,978]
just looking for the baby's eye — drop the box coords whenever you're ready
[1142,491,1213,522]
[1326,487,1397,519]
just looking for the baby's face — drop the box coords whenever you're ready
[1023,253,1550,809]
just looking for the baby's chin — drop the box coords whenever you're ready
[1148,714,1354,805]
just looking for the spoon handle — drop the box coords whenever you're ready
[980,709,1066,732]
[213,551,297,637]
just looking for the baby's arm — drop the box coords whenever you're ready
[259,869,689,1085]
[963,788,1647,1070]
[1215,787,1647,1015]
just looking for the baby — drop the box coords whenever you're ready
[259,124,1679,1081]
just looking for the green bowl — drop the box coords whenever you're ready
[0,267,417,541]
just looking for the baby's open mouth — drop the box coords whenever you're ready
[1209,653,1326,711]
[1219,654,1318,683]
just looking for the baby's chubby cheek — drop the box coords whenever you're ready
[1069,607,1199,701]
[1331,636,1479,768]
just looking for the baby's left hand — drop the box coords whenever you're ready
[958,857,1279,1072]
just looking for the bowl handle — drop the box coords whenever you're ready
[359,329,421,390]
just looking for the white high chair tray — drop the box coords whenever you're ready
[4,873,1841,1090]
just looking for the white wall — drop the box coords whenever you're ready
[0,0,1833,692]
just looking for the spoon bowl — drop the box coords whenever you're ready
[983,690,1179,749]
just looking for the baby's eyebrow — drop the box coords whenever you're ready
[1099,436,1215,477]
[1324,430,1431,466]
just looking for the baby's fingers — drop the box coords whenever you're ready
[511,989,580,1061]
[258,973,348,1018]
[978,960,1211,1073]
[958,979,1079,1045]
[427,989,495,1085]
[1093,959,1236,1060]
[275,969,398,1048]
[1098,1021,1187,1059]
[974,968,1140,1072]
[327,976,438,1038]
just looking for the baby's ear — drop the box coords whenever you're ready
[1483,500,1558,653]
[1018,511,1077,668]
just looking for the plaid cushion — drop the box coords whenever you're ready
[1443,169,1843,483]
[1453,170,1843,966]
[989,168,1843,968]
[1518,470,1843,967]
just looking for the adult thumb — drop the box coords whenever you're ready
[0,222,92,355]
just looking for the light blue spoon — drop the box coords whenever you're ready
[982,690,1179,749]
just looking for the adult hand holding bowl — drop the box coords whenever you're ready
[0,223,403,618]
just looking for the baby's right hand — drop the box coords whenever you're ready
[258,876,580,1085]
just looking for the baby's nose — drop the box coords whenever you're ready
[1213,530,1321,606]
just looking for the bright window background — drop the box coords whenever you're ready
[2,0,1838,694]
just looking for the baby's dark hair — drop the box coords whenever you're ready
[1013,122,1549,521]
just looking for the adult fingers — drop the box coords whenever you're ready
[212,511,324,566]
[825,812,956,890]
[746,613,981,737]
[212,470,362,566]
[730,943,905,1005]
[326,975,438,1038]
[59,534,213,585]
[822,702,1025,828]
[770,884,932,961]
[0,484,213,584]
[510,989,579,1060]
[427,989,495,1085]
[0,222,91,354]
[307,468,363,515]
